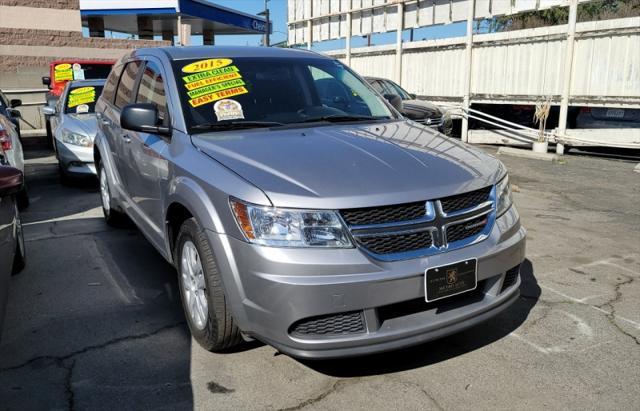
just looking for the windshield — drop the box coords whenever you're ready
[64,85,103,114]
[171,57,396,132]
[53,63,112,84]
[386,81,412,100]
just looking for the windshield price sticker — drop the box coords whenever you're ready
[182,66,239,84]
[182,58,249,108]
[214,99,245,121]
[184,71,241,91]
[187,79,245,99]
[54,63,73,81]
[189,86,248,108]
[181,58,233,74]
[67,86,96,108]
[76,104,89,113]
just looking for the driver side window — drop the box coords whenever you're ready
[136,61,169,127]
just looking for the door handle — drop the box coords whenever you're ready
[101,119,111,125]
[122,134,131,143]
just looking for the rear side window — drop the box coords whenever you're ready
[136,61,169,126]
[114,61,141,109]
[102,64,123,103]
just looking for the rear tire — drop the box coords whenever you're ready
[45,119,54,149]
[12,207,26,275]
[17,187,29,210]
[175,217,242,351]
[97,160,127,227]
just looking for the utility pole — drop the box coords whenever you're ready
[258,0,270,47]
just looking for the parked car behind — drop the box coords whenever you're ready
[95,46,525,359]
[0,165,26,341]
[0,115,28,209]
[42,60,115,148]
[42,79,105,181]
[0,89,22,138]
[575,107,640,129]
[366,76,453,135]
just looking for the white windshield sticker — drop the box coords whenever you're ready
[214,99,244,122]
[76,104,89,114]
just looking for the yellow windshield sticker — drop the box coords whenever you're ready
[67,87,96,108]
[70,86,94,95]
[184,72,241,91]
[182,58,233,74]
[54,63,74,81]
[181,59,249,108]
[187,79,245,99]
[182,65,239,84]
[188,86,248,108]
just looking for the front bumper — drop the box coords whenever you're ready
[56,140,96,175]
[207,205,526,359]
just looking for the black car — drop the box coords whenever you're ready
[366,77,452,135]
[0,165,25,341]
[0,90,22,138]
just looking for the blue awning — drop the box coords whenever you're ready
[79,0,268,36]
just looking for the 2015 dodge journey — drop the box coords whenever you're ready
[94,46,526,359]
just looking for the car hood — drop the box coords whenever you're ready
[62,114,98,137]
[401,100,443,120]
[192,120,505,209]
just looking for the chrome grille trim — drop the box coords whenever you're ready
[342,186,497,261]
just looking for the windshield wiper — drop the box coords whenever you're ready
[191,121,284,132]
[297,114,385,124]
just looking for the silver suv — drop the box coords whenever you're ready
[94,46,526,359]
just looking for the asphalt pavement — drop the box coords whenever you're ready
[0,146,638,410]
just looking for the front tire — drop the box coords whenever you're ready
[175,217,242,351]
[97,161,127,227]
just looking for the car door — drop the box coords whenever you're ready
[121,58,170,247]
[103,60,142,199]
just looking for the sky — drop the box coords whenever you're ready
[82,0,466,50]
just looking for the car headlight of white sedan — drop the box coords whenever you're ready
[61,129,93,147]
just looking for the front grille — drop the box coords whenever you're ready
[356,231,433,255]
[446,215,489,243]
[417,116,443,126]
[501,265,520,293]
[340,201,426,226]
[289,311,365,337]
[341,185,494,259]
[440,186,492,214]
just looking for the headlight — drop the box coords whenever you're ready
[496,175,513,217]
[230,199,352,248]
[61,129,93,147]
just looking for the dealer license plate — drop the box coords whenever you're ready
[425,259,477,302]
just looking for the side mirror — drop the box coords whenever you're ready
[409,93,417,100]
[8,109,21,118]
[10,99,22,108]
[42,76,51,87]
[0,166,24,197]
[383,94,403,112]
[41,106,56,116]
[120,103,171,136]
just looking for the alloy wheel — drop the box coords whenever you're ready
[181,240,208,330]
